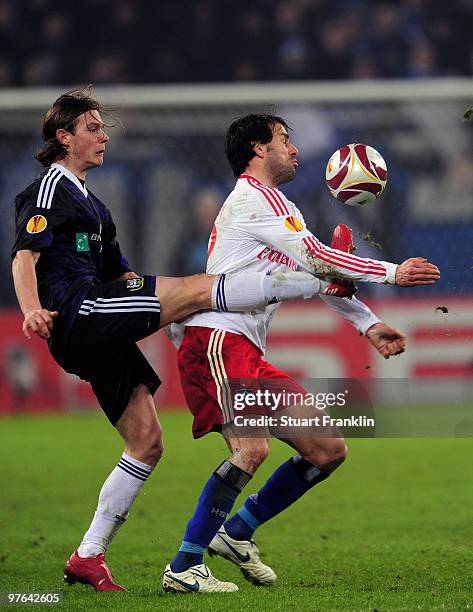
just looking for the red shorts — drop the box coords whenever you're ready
[178,326,306,438]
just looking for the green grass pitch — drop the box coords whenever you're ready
[1,411,472,611]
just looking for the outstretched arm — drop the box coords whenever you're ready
[239,197,439,286]
[276,226,439,286]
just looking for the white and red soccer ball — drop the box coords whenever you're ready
[325,143,387,206]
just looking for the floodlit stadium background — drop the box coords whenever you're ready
[0,0,472,416]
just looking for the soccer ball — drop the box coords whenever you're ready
[325,143,387,206]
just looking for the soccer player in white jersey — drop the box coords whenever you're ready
[162,114,440,593]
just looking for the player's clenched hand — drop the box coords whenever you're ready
[395,257,440,286]
[366,322,406,359]
[22,309,59,340]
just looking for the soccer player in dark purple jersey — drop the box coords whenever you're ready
[11,89,357,592]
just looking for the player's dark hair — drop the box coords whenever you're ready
[36,86,114,167]
[225,113,290,178]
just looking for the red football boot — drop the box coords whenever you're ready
[324,224,356,298]
[64,551,126,591]
[331,223,355,254]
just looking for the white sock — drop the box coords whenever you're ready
[77,453,153,557]
[211,272,323,311]
[263,271,324,301]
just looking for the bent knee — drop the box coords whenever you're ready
[232,440,270,474]
[247,443,270,467]
[304,441,348,474]
[126,425,164,467]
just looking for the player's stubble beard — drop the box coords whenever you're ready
[267,159,297,188]
[266,145,297,187]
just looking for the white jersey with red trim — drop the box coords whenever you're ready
[184,174,394,352]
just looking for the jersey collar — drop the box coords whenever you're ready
[239,173,264,186]
[239,173,279,190]
[51,162,88,197]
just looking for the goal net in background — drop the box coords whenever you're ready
[0,79,472,415]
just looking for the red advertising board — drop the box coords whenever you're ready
[0,296,472,416]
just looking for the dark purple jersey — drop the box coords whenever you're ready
[12,163,132,345]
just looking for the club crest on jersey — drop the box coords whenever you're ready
[284,216,304,232]
[127,277,144,291]
[26,215,47,234]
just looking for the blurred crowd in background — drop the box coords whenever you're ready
[1,0,472,86]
